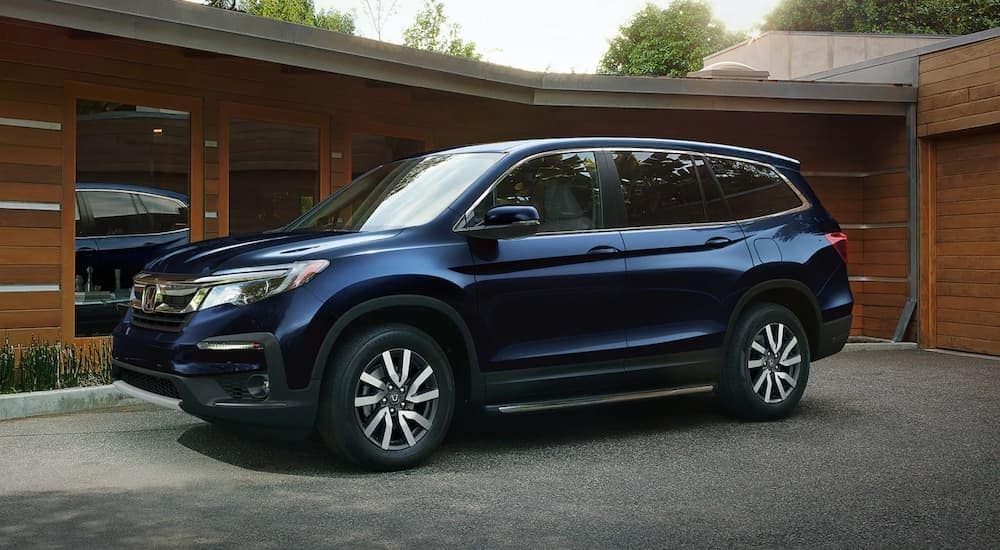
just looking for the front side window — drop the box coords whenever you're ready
[707,157,803,220]
[471,151,601,233]
[614,151,704,227]
[80,191,147,236]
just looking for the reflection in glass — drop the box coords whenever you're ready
[351,134,424,179]
[75,100,191,336]
[229,120,319,235]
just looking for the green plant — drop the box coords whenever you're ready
[0,336,113,394]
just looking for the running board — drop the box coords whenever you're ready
[489,384,716,414]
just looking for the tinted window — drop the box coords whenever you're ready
[473,151,601,233]
[80,191,148,236]
[140,194,189,233]
[707,157,803,220]
[614,151,704,226]
[694,156,729,222]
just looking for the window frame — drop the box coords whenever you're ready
[455,148,612,235]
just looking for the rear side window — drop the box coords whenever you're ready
[80,191,148,236]
[613,151,704,226]
[707,157,803,220]
[140,194,189,233]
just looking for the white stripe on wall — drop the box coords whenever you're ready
[0,284,60,293]
[205,211,218,219]
[0,201,61,211]
[205,140,218,148]
[0,117,61,131]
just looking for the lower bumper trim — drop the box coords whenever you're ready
[113,380,182,411]
[491,384,715,414]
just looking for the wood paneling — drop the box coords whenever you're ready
[919,37,1000,137]
[930,129,1000,355]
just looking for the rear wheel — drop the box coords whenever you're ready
[718,303,810,420]
[317,324,455,470]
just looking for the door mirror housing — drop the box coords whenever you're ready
[458,205,540,240]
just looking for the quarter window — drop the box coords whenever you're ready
[473,151,601,232]
[707,157,803,219]
[139,194,189,233]
[614,151,704,226]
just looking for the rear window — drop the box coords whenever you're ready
[707,157,803,220]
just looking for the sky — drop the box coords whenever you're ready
[317,0,782,73]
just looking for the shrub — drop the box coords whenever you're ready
[0,336,112,394]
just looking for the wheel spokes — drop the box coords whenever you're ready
[406,366,433,400]
[407,389,439,404]
[364,407,388,438]
[380,410,394,450]
[360,371,386,390]
[383,351,402,386]
[751,341,768,355]
[748,358,765,369]
[775,371,797,388]
[398,412,417,446]
[355,348,439,451]
[399,349,411,388]
[355,392,385,407]
[400,410,432,430]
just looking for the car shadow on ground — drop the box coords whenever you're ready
[175,392,842,476]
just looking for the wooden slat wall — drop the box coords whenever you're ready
[919,36,1000,137]
[0,59,64,345]
[0,16,911,342]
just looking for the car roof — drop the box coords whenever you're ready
[440,138,800,169]
[76,182,189,204]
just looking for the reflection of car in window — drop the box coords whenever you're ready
[75,183,189,335]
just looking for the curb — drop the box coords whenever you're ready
[0,385,140,421]
[843,341,919,352]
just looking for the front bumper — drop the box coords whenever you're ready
[112,332,318,436]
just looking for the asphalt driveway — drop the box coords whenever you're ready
[1,349,997,549]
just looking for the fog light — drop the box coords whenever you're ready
[197,341,264,351]
[247,374,269,400]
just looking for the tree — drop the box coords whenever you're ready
[362,0,399,40]
[402,0,482,60]
[763,0,1000,35]
[223,0,355,34]
[599,1,744,77]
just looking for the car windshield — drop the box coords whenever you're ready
[284,152,503,232]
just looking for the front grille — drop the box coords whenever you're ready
[130,310,191,332]
[161,293,193,309]
[119,368,181,399]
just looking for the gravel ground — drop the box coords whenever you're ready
[0,349,997,549]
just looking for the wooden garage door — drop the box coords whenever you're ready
[934,130,1000,355]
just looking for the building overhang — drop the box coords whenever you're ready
[1,0,915,116]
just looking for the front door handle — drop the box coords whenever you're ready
[587,245,621,255]
[705,236,733,247]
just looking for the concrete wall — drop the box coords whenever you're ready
[705,32,949,80]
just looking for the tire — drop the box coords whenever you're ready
[717,303,810,420]
[317,323,455,471]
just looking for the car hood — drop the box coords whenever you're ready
[143,230,400,275]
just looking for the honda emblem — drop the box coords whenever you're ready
[141,285,158,313]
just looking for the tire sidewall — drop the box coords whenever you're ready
[318,324,455,470]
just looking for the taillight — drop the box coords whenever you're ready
[825,232,848,264]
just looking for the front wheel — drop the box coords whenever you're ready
[717,303,810,420]
[317,324,455,471]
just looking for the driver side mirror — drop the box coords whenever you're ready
[458,205,540,240]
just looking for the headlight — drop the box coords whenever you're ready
[198,260,329,310]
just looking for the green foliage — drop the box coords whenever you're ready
[599,1,744,77]
[403,0,482,60]
[0,336,112,394]
[763,0,1000,35]
[234,0,356,34]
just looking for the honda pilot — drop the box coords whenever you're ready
[111,138,853,470]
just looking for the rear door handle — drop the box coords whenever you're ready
[705,236,734,247]
[587,245,621,255]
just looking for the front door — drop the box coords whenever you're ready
[466,151,628,403]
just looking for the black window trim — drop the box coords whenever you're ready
[453,148,612,236]
[75,188,190,239]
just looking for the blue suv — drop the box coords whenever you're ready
[112,138,852,470]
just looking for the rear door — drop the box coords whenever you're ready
[464,150,628,403]
[611,150,754,389]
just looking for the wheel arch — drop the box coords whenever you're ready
[311,294,483,407]
[726,279,822,359]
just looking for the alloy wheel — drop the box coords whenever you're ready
[353,348,440,451]
[747,322,802,404]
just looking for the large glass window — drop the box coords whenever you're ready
[614,151,704,227]
[707,157,803,220]
[351,134,425,179]
[75,100,191,336]
[229,119,319,235]
[472,151,601,233]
